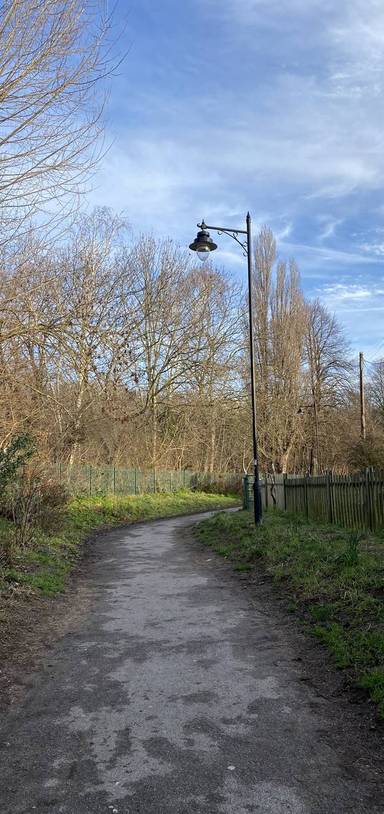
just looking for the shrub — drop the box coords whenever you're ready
[347,437,384,471]
[190,473,242,496]
[5,475,68,549]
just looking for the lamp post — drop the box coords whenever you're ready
[189,213,262,525]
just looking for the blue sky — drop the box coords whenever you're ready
[89,0,384,359]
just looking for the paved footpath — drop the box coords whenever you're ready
[0,513,383,814]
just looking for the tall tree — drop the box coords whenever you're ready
[268,260,306,472]
[252,227,305,473]
[0,0,112,241]
[304,300,352,473]
[54,208,132,463]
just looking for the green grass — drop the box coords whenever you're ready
[196,509,384,718]
[0,491,238,599]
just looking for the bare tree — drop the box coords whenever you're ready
[268,260,306,472]
[53,208,132,463]
[251,228,305,473]
[0,0,112,240]
[369,359,384,419]
[181,266,243,473]
[0,213,367,478]
[124,237,202,466]
[304,300,353,473]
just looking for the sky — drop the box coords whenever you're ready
[89,0,384,361]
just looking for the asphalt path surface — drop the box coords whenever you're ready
[0,512,383,813]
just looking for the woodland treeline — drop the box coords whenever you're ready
[0,0,383,478]
[1,208,383,476]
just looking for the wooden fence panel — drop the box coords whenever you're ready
[373,470,384,530]
[243,468,384,533]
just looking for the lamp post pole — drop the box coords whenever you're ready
[246,213,262,525]
[189,213,262,525]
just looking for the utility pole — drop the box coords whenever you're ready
[359,352,366,441]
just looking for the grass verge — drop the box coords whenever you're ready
[196,509,384,718]
[0,491,238,599]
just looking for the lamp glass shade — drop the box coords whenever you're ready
[189,228,218,259]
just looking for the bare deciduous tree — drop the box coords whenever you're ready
[251,227,306,473]
[304,300,353,473]
[0,0,112,240]
[0,217,368,477]
[369,359,384,419]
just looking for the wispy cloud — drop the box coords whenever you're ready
[315,279,384,354]
[89,0,384,346]
[320,283,373,304]
[100,1,384,220]
[317,217,343,241]
[359,242,384,257]
[279,241,382,270]
[203,0,334,26]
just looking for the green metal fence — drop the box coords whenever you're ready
[48,463,241,498]
[243,470,384,532]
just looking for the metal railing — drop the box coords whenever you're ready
[48,463,241,497]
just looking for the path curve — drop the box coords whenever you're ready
[0,513,382,813]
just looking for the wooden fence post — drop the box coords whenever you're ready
[304,476,309,518]
[265,474,268,509]
[365,468,373,530]
[326,471,333,525]
[283,474,287,511]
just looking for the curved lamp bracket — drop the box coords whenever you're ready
[198,221,248,257]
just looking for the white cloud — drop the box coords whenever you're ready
[88,0,384,348]
[275,223,292,241]
[93,1,384,241]
[207,0,384,99]
[331,1,384,57]
[89,137,224,233]
[314,278,384,353]
[210,0,384,45]
[279,241,381,271]
[204,0,334,24]
[95,81,384,232]
[360,242,384,257]
[318,217,343,241]
[320,283,372,303]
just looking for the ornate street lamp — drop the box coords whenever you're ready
[189,213,262,525]
[189,227,218,261]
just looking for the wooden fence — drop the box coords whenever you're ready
[243,470,384,532]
